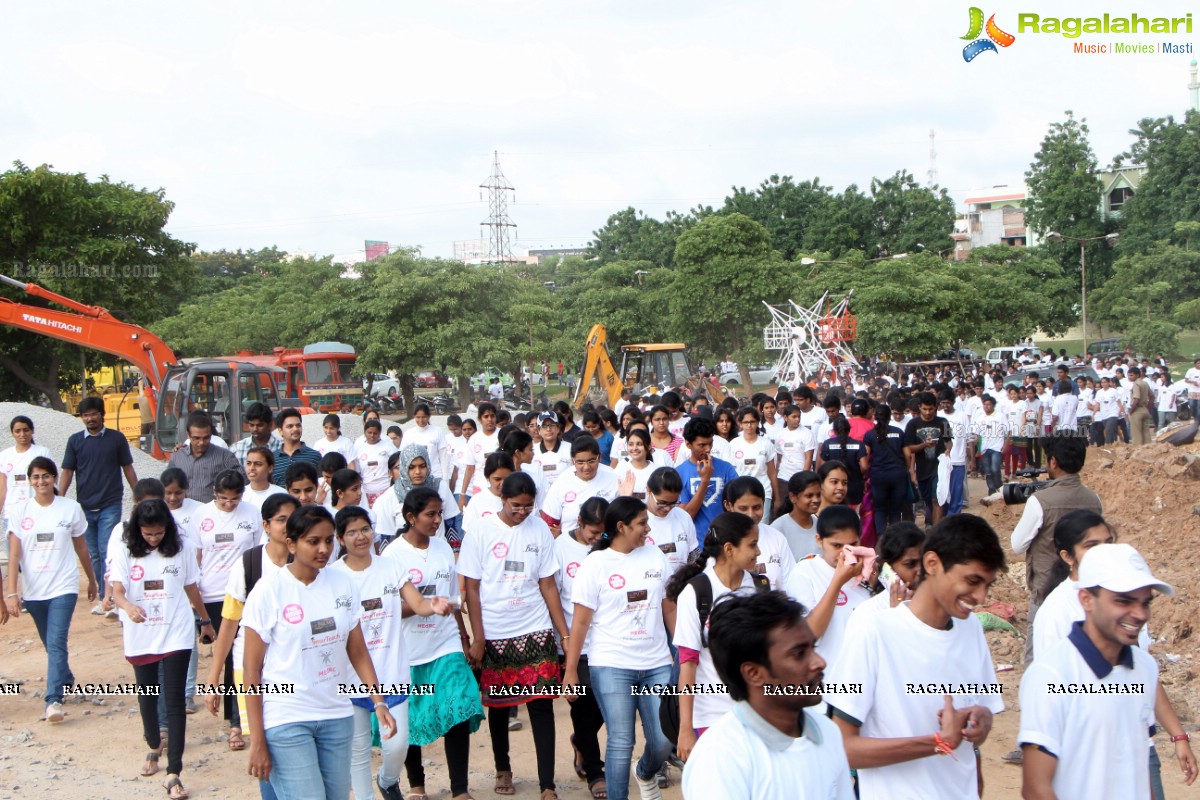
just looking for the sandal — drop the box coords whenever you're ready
[588,778,608,799]
[494,770,514,795]
[141,751,161,777]
[540,791,559,800]
[227,728,246,751]
[570,734,586,780]
[407,794,430,800]
[164,776,190,800]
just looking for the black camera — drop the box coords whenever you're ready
[1002,466,1050,505]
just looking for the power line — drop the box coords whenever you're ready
[479,150,518,265]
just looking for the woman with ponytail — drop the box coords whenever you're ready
[563,497,672,800]
[667,512,762,762]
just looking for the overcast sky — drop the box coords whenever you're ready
[3,0,1196,262]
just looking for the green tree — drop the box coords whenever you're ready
[1025,112,1111,288]
[0,162,195,409]
[1090,237,1200,355]
[868,170,955,257]
[722,176,841,260]
[190,246,288,295]
[666,213,784,385]
[587,207,680,267]
[1117,111,1200,253]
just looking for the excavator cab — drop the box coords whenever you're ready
[153,361,285,454]
[618,345,692,396]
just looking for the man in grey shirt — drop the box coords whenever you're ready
[167,412,240,503]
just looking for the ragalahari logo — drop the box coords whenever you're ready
[962,8,1016,61]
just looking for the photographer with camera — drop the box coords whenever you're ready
[1009,434,1102,667]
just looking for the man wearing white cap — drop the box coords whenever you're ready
[1018,543,1178,800]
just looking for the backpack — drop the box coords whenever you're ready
[243,545,292,597]
[659,571,771,745]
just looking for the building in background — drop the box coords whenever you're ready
[952,185,1033,261]
[1096,165,1146,220]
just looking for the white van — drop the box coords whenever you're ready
[986,345,1042,366]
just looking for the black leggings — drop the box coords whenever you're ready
[133,650,190,776]
[203,601,240,729]
[569,657,605,784]
[404,720,472,796]
[871,471,909,537]
[488,698,556,791]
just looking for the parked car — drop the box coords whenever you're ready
[1086,337,1140,361]
[416,370,450,389]
[719,364,777,386]
[363,373,399,398]
[935,348,981,362]
[986,345,1042,366]
[1002,365,1098,389]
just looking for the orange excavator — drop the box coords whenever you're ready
[0,274,292,459]
[572,324,719,409]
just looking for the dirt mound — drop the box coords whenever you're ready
[979,440,1200,724]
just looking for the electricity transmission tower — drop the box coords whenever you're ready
[479,150,517,265]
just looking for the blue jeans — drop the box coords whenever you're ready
[24,593,77,705]
[947,465,966,516]
[590,664,674,800]
[1149,745,1164,800]
[982,450,1003,494]
[265,715,354,800]
[83,504,122,600]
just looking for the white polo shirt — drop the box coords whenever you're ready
[682,703,855,800]
[1019,622,1157,800]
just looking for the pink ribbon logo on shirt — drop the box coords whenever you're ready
[836,590,848,607]
[20,517,33,530]
[408,568,424,585]
[492,542,509,559]
[566,562,580,578]
[200,518,214,532]
[283,604,304,624]
[564,491,577,503]
[130,565,144,581]
[608,574,626,590]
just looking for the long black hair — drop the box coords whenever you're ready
[591,496,644,553]
[665,512,756,602]
[400,486,443,534]
[772,470,821,521]
[1049,509,1114,586]
[124,499,183,559]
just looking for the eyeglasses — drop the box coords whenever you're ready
[344,526,374,538]
[508,504,536,513]
[651,496,680,508]
[573,458,599,467]
[29,474,56,482]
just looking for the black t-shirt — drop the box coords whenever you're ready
[903,416,953,481]
[820,437,865,504]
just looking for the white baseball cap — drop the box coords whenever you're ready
[1077,543,1173,596]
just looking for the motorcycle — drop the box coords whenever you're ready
[428,391,459,415]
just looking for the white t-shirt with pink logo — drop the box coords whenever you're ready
[784,553,874,672]
[328,554,412,696]
[194,501,262,603]
[381,534,462,666]
[540,469,620,537]
[461,490,503,544]
[456,513,557,641]
[571,544,671,670]
[729,434,777,502]
[8,496,87,601]
[1,444,51,519]
[465,430,500,495]
[554,532,595,655]
[110,541,200,657]
[242,565,361,729]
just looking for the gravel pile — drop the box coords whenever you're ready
[0,402,164,521]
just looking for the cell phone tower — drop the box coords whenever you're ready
[479,150,517,265]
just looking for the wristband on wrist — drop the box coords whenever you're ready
[200,620,213,626]
[1170,733,1191,743]
[374,701,387,709]
[932,732,959,760]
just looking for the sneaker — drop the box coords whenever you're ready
[90,603,105,615]
[1002,747,1024,765]
[184,697,197,715]
[45,702,64,723]
[656,765,670,787]
[105,607,118,620]
[375,775,404,800]
[507,716,523,731]
[634,771,663,800]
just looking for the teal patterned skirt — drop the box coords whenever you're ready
[408,651,484,747]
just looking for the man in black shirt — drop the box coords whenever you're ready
[903,392,952,525]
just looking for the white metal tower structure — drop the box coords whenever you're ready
[927,129,939,188]
[479,150,517,265]
[763,293,861,388]
[1189,59,1199,113]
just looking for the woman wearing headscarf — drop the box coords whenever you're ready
[372,444,460,552]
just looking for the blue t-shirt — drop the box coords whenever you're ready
[61,427,133,509]
[677,456,739,538]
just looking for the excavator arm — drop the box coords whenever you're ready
[0,274,178,397]
[573,324,625,410]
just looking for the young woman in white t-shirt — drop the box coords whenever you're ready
[613,428,669,500]
[540,437,620,540]
[315,413,357,465]
[382,487,484,800]
[666,511,761,761]
[355,420,397,506]
[0,415,51,534]
[851,520,925,622]
[771,470,822,561]
[110,499,211,800]
[459,452,514,556]
[643,467,699,582]
[4,456,94,723]
[243,506,398,800]
[730,407,779,513]
[162,468,205,539]
[773,405,814,501]
[330,505,451,800]
[458,472,569,798]
[784,504,881,674]
[563,496,673,800]
[553,497,609,799]
[721,477,796,591]
[241,446,288,515]
[647,405,685,464]
[373,446,460,552]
